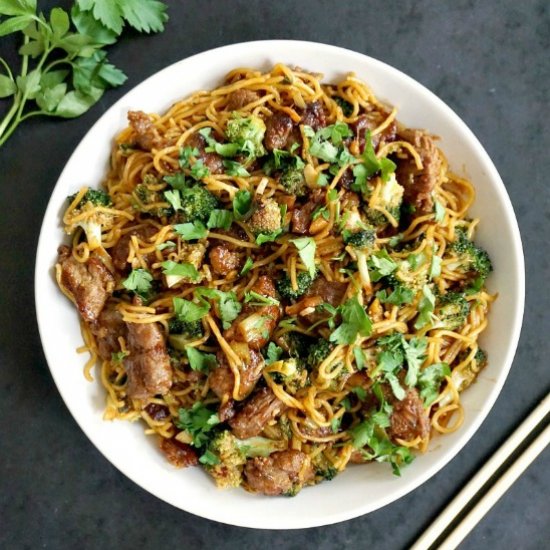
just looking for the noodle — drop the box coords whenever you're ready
[54,64,495,496]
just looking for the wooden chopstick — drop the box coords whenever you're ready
[412,392,550,550]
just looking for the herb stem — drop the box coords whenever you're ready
[0,96,21,142]
[0,57,14,81]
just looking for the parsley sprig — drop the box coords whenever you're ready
[0,0,168,146]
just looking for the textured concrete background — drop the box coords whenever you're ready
[1,1,548,548]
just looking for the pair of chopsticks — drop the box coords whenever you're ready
[412,392,550,550]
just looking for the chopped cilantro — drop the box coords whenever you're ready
[290,237,317,278]
[173,221,207,240]
[161,260,200,281]
[207,209,234,230]
[265,342,283,365]
[414,285,436,329]
[240,256,254,276]
[186,346,217,372]
[233,189,252,220]
[173,297,210,322]
[330,296,373,345]
[418,362,451,405]
[122,268,153,298]
[176,403,220,448]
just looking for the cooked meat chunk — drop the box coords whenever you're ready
[264,111,293,151]
[159,437,198,468]
[110,225,157,272]
[226,89,260,111]
[291,202,316,234]
[229,387,286,439]
[349,114,397,153]
[290,189,324,234]
[89,302,126,360]
[218,399,236,422]
[58,245,115,323]
[306,276,348,307]
[224,275,281,349]
[300,101,326,130]
[144,403,170,421]
[209,343,265,401]
[395,129,441,214]
[244,450,314,496]
[186,132,225,174]
[389,388,430,441]
[128,110,163,151]
[124,321,172,399]
[209,245,241,276]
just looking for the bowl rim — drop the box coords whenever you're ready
[34,39,525,529]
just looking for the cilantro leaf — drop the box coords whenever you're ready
[368,250,398,282]
[418,362,451,405]
[207,209,234,230]
[223,160,250,177]
[163,189,182,211]
[199,449,221,466]
[290,237,317,278]
[376,285,415,306]
[118,0,168,33]
[161,260,200,281]
[195,287,242,328]
[265,342,283,365]
[330,296,372,345]
[353,347,367,370]
[122,268,153,298]
[173,221,207,240]
[233,189,252,220]
[240,256,254,276]
[185,346,217,372]
[256,230,282,245]
[430,253,442,280]
[434,200,445,223]
[414,285,436,329]
[403,337,428,387]
[173,297,210,322]
[176,403,220,448]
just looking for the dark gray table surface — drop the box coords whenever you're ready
[1,1,548,548]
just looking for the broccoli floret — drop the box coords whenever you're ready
[168,318,203,336]
[311,451,339,482]
[280,167,307,197]
[391,259,428,293]
[268,358,309,392]
[179,185,219,223]
[307,338,334,369]
[474,348,488,368]
[68,189,112,207]
[343,228,376,290]
[134,183,171,217]
[204,430,284,489]
[436,292,470,330]
[449,229,493,286]
[334,96,353,117]
[276,272,314,300]
[366,173,404,227]
[225,113,266,159]
[65,188,115,250]
[247,198,282,235]
[447,347,488,398]
[284,332,314,359]
[343,228,376,249]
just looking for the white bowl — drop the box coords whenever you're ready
[34,40,525,529]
